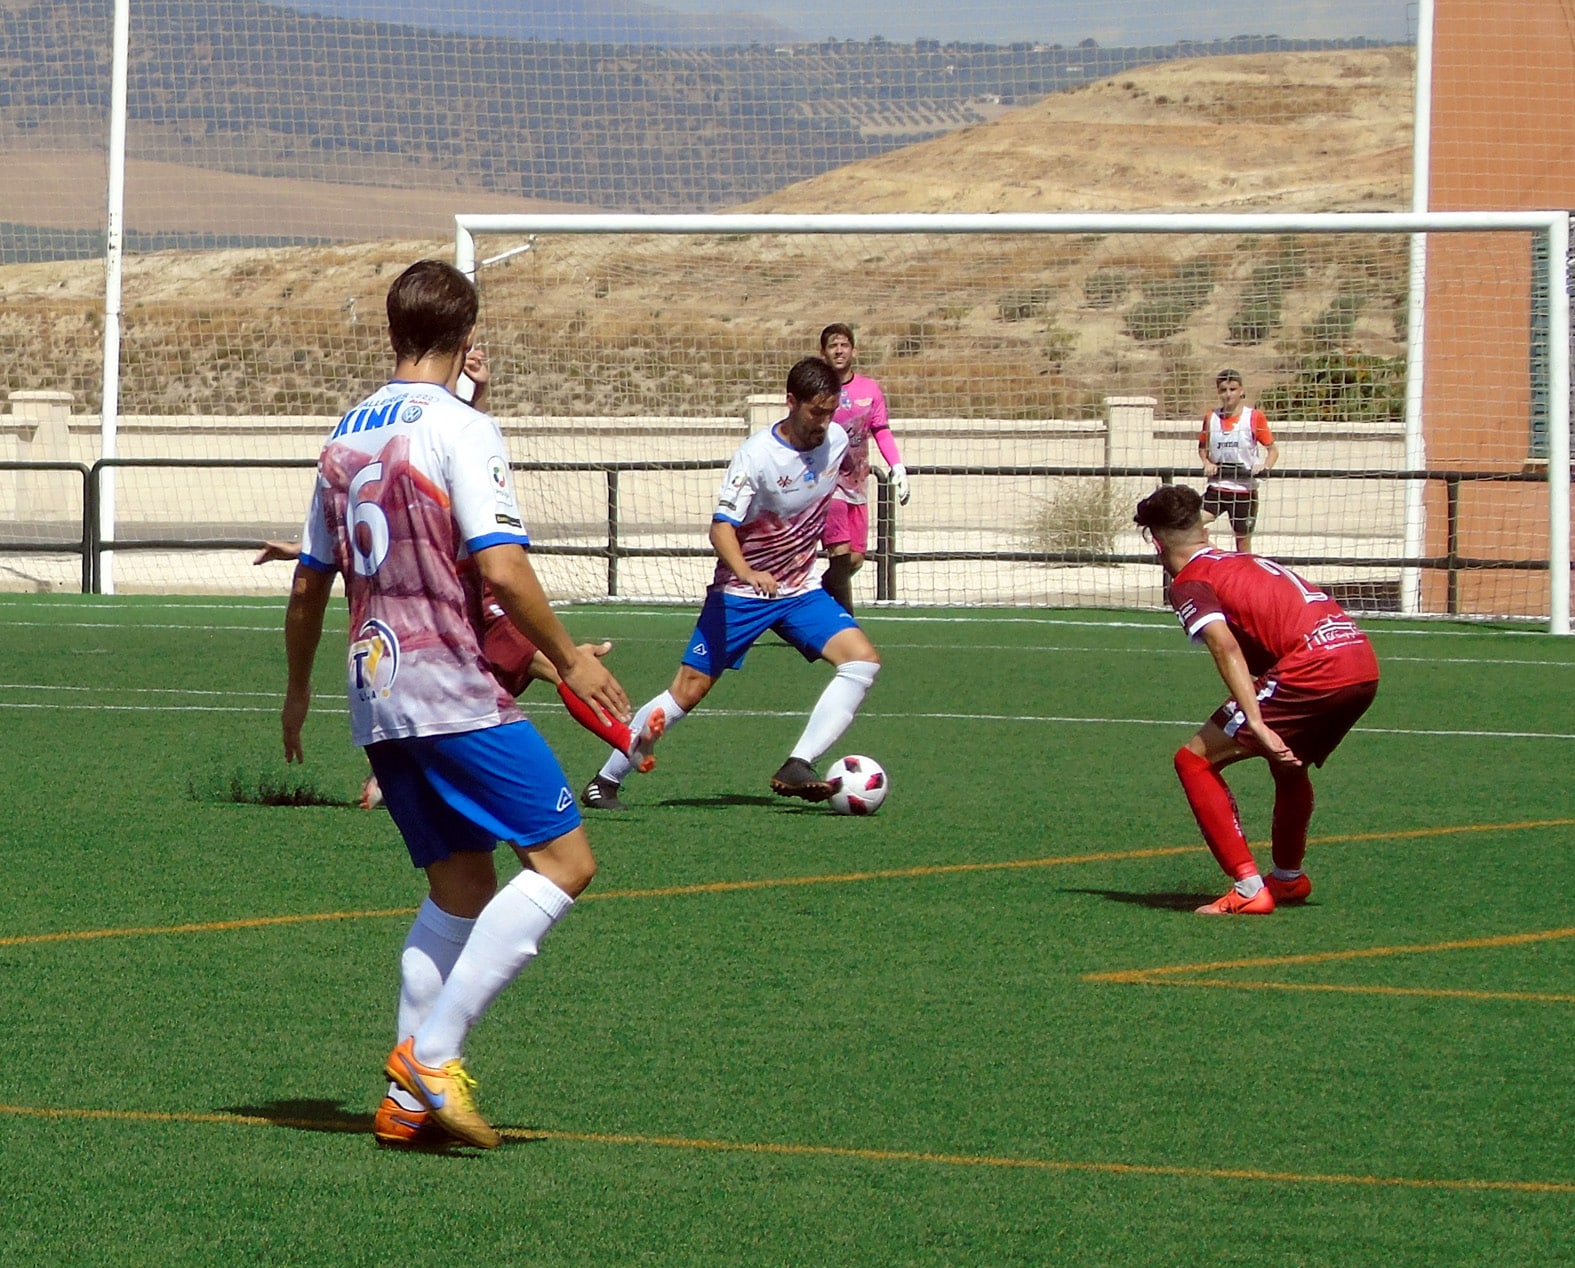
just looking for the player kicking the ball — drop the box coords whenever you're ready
[282,259,635,1149]
[1134,484,1380,915]
[582,355,882,809]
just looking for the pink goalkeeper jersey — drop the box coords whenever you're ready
[832,373,899,505]
[711,420,849,596]
[298,380,531,745]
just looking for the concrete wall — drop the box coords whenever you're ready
[0,389,1413,598]
[1,388,1408,539]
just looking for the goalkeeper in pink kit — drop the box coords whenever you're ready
[817,323,909,613]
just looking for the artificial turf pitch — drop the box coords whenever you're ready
[0,595,1570,1265]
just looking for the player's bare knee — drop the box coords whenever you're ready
[670,667,714,712]
[522,832,597,897]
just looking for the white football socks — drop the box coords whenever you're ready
[389,896,476,1108]
[791,660,879,765]
[599,690,687,783]
[411,868,574,1066]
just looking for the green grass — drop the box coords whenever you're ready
[1,595,1572,1265]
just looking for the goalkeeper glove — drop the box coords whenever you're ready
[890,464,911,506]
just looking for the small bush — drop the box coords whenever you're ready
[1083,268,1131,308]
[1027,479,1126,561]
[998,285,1058,322]
[1123,300,1191,342]
[1256,353,1404,423]
[1227,297,1280,345]
[1303,293,1367,350]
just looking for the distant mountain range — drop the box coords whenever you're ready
[283,0,804,48]
[0,0,1394,249]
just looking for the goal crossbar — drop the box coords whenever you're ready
[454,210,1572,631]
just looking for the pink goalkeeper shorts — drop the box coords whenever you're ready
[822,498,870,555]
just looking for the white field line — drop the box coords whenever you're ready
[0,686,1571,740]
[2,614,1572,668]
[1,599,1570,638]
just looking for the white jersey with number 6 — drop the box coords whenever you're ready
[298,381,530,745]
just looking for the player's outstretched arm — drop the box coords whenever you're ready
[254,539,302,565]
[282,564,334,763]
[476,542,630,722]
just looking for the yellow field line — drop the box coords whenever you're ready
[1,1103,1568,1195]
[4,817,1571,950]
[1086,927,1575,983]
[1126,978,1575,1004]
[0,908,419,948]
[1086,927,1575,1005]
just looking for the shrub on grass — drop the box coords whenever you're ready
[1027,478,1126,561]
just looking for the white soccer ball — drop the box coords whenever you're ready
[825,754,888,816]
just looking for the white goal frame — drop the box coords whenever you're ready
[455,210,1572,633]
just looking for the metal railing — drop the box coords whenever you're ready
[0,458,1563,615]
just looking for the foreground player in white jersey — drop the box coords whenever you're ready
[583,356,883,808]
[281,259,631,1150]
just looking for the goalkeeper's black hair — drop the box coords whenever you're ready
[1133,484,1204,535]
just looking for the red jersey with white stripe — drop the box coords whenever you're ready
[1167,548,1379,690]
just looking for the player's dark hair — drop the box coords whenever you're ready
[786,355,843,402]
[819,322,856,349]
[386,259,478,362]
[1133,484,1204,535]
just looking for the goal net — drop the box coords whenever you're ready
[455,211,1571,621]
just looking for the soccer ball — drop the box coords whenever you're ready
[825,754,888,816]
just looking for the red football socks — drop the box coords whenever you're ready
[1174,747,1257,879]
[1270,766,1315,873]
[556,681,632,752]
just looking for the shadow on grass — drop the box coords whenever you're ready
[220,1099,544,1151]
[1061,887,1218,912]
[659,793,777,809]
[219,1098,368,1134]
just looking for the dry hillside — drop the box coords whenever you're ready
[0,48,1414,418]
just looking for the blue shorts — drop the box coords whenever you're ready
[680,588,859,676]
[366,720,581,869]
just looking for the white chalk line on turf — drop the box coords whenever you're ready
[1,689,1572,741]
[5,617,1573,669]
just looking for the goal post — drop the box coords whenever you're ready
[454,210,1571,630]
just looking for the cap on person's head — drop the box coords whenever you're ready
[1216,367,1243,386]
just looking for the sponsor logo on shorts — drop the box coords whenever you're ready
[690,639,707,657]
[555,787,574,812]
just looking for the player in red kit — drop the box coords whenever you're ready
[1133,484,1380,915]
